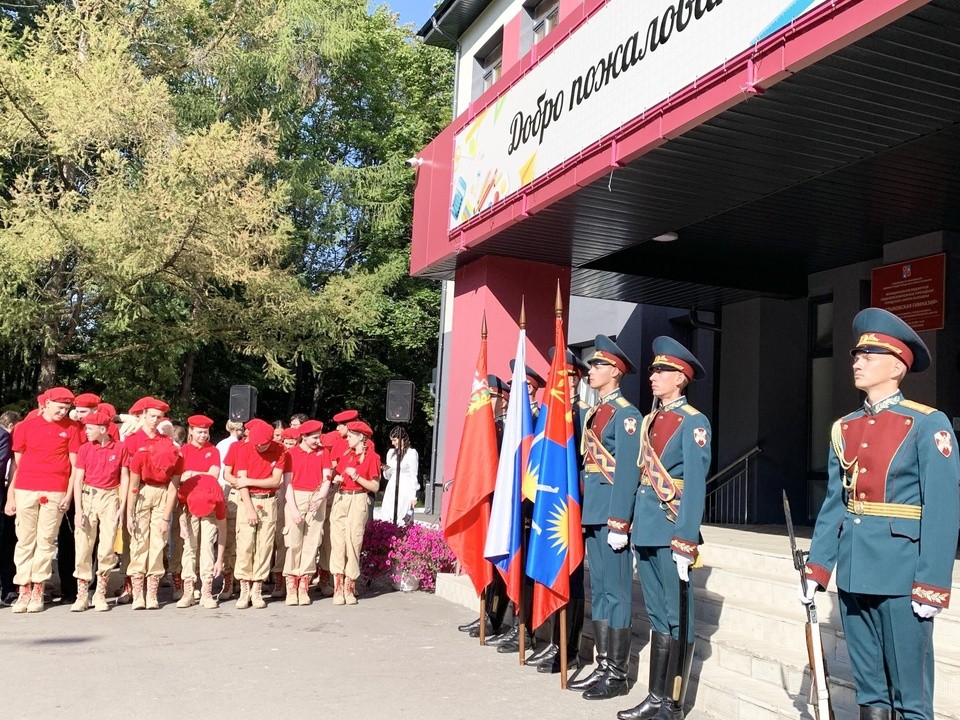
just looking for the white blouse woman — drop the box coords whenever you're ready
[377,427,419,525]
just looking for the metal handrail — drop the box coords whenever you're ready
[705,446,762,492]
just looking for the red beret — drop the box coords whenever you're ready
[281,427,302,440]
[36,393,47,405]
[346,420,373,438]
[128,398,146,414]
[333,410,358,424]
[97,403,118,421]
[186,480,224,519]
[45,387,75,404]
[245,418,274,446]
[298,419,323,435]
[187,414,214,429]
[81,409,113,426]
[135,396,170,413]
[73,393,101,409]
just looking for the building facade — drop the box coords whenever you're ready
[412,0,960,524]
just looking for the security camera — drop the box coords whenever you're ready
[406,156,424,168]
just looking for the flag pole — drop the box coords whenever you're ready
[554,282,569,688]
[517,298,528,665]
[479,312,489,646]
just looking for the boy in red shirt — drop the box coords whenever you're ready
[329,420,380,606]
[72,409,129,612]
[233,418,288,609]
[4,387,82,613]
[282,420,332,606]
[175,415,222,607]
[126,417,182,610]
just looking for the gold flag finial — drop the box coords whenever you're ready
[519,296,526,330]
[481,312,487,340]
[555,280,563,317]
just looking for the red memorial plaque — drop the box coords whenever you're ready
[870,253,946,332]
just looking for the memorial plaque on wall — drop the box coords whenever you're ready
[870,253,946,331]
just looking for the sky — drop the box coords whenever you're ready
[374,0,438,30]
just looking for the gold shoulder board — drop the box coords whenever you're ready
[615,397,631,408]
[680,405,701,416]
[900,400,935,415]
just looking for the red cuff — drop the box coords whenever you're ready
[607,517,631,533]
[671,537,698,560]
[913,582,951,608]
[804,563,830,589]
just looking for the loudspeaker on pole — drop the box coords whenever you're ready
[385,380,415,423]
[229,385,258,423]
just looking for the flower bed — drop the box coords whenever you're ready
[360,520,457,592]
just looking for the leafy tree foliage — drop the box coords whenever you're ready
[0,0,452,465]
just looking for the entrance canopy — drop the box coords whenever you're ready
[412,0,960,311]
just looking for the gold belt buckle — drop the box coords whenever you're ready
[853,500,865,515]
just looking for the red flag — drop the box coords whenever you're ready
[442,329,498,596]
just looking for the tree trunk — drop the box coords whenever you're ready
[37,347,59,391]
[179,348,196,406]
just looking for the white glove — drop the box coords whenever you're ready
[672,552,693,582]
[607,531,629,551]
[912,601,941,619]
[798,578,818,605]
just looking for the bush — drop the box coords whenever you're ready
[360,519,457,592]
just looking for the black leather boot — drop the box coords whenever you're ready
[568,619,609,691]
[485,622,517,647]
[459,617,483,633]
[859,708,894,720]
[497,627,534,653]
[583,627,631,700]
[617,631,672,720]
[540,596,584,673]
[526,641,557,666]
[653,640,695,720]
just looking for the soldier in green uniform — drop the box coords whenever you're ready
[619,337,710,720]
[801,308,960,720]
[569,335,641,701]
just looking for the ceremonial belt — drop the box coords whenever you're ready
[846,499,921,520]
[639,412,682,523]
[584,430,616,484]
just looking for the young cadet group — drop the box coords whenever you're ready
[458,308,960,720]
[3,395,383,614]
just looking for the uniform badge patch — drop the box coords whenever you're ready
[694,427,707,447]
[935,431,953,458]
[624,417,637,435]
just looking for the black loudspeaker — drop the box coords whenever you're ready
[229,385,258,423]
[385,380,415,423]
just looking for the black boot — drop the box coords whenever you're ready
[653,640,695,719]
[617,631,672,720]
[468,617,498,638]
[485,623,517,647]
[497,627,534,653]
[540,597,584,673]
[568,619,609,691]
[459,617,483,633]
[583,627,631,700]
[526,642,557,666]
[859,708,894,720]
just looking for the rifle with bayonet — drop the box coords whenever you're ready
[783,490,834,720]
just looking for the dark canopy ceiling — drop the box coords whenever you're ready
[434,1,960,311]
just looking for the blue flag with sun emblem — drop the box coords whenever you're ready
[525,313,584,629]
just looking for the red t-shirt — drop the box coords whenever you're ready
[123,428,164,468]
[339,447,381,492]
[178,473,227,519]
[331,434,348,469]
[223,440,242,470]
[76,440,127,490]
[12,414,83,492]
[129,438,183,486]
[288,445,331,492]
[181,441,220,475]
[235,441,289,495]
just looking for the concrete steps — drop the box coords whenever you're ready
[437,525,960,719]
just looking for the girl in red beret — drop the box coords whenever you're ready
[328,420,380,605]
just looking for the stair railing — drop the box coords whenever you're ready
[704,446,762,525]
